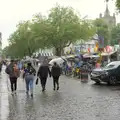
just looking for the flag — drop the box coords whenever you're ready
[88,48,90,53]
[98,35,104,48]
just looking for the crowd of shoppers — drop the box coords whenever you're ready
[5,59,61,97]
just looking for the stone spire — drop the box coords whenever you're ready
[104,3,110,17]
[98,0,116,27]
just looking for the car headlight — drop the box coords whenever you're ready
[105,72,109,75]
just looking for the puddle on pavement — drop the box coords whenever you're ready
[0,94,9,120]
[0,66,9,120]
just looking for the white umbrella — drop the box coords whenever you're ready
[49,58,65,66]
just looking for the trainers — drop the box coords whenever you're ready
[31,94,33,97]
[42,88,45,92]
[14,91,16,95]
[26,91,29,95]
[57,87,59,90]
[42,87,46,92]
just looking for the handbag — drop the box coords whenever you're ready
[36,77,39,85]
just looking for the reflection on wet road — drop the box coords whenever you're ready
[1,66,120,120]
[0,67,9,120]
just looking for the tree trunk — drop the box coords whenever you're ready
[28,47,32,57]
[55,47,62,56]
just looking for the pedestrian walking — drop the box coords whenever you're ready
[51,62,61,90]
[24,62,36,97]
[5,60,20,95]
[37,60,51,92]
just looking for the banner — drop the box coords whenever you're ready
[106,46,112,53]
[98,35,104,48]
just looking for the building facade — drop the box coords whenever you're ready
[64,39,98,55]
[99,2,116,28]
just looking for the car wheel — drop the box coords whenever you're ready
[95,81,100,84]
[109,76,117,85]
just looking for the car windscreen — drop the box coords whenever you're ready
[105,64,115,69]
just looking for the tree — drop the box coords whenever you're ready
[45,5,95,56]
[15,21,37,57]
[2,44,17,58]
[7,21,38,58]
[27,6,95,56]
[110,23,120,45]
[106,0,120,12]
[4,5,95,57]
[31,14,53,50]
[94,18,109,46]
[116,0,120,12]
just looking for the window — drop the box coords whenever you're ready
[105,64,115,69]
[117,66,120,72]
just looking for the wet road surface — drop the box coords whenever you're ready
[1,66,120,120]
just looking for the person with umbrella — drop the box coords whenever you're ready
[51,62,61,90]
[37,60,51,92]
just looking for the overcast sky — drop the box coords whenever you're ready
[0,0,118,48]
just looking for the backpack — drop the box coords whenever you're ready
[5,66,10,74]
[13,66,20,78]
[5,64,20,78]
[25,66,36,75]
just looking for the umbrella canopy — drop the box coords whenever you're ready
[83,54,99,58]
[49,58,65,66]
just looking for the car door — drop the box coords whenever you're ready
[116,65,120,81]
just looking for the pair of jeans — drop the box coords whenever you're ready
[53,76,59,89]
[25,74,34,94]
[10,77,17,92]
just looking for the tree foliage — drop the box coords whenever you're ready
[3,5,95,57]
[110,23,120,45]
[116,0,120,12]
[94,18,109,46]
[106,0,120,12]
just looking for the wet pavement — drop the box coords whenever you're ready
[1,66,120,120]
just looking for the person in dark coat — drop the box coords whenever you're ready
[37,61,51,92]
[51,62,61,90]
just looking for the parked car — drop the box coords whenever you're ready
[90,61,120,85]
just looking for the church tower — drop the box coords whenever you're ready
[104,4,110,17]
[99,1,116,28]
